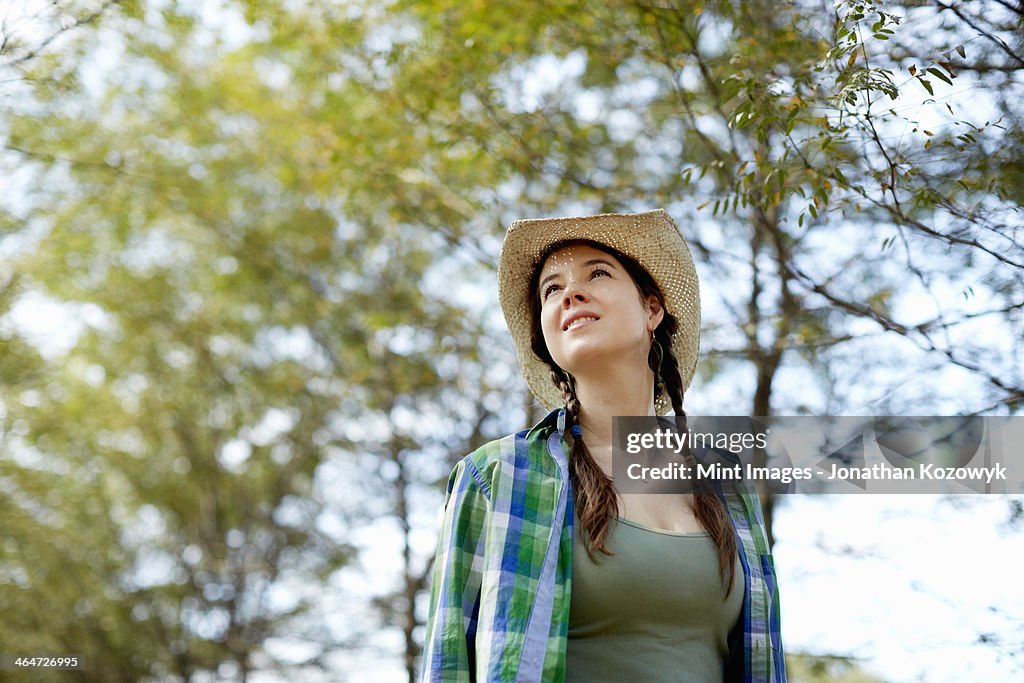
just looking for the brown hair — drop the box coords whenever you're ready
[529,240,737,596]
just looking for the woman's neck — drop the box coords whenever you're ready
[573,366,657,445]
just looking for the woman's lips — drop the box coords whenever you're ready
[563,314,600,331]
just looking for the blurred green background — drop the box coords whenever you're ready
[1,0,1021,680]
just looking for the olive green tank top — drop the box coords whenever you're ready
[565,517,743,682]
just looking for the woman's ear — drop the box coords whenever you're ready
[645,294,665,333]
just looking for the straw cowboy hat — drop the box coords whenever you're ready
[498,209,700,415]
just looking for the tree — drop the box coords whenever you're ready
[2,0,1021,680]
[1,1,509,679]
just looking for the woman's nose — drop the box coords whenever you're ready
[561,284,589,307]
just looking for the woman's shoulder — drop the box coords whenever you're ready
[460,432,519,475]
[455,409,565,483]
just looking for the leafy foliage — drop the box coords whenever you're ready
[1,0,1021,680]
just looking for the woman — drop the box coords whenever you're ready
[421,210,785,682]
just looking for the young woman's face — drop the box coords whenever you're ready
[537,243,663,376]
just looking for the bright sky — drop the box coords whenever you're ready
[776,495,1023,683]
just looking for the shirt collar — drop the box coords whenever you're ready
[525,406,565,439]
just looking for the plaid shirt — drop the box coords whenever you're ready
[421,409,786,682]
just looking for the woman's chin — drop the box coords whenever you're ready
[557,343,638,375]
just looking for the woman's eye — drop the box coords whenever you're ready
[542,283,561,299]
[591,268,610,279]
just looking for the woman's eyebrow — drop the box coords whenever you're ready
[539,258,619,291]
[582,258,617,269]
[538,270,562,291]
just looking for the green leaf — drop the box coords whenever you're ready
[927,67,952,85]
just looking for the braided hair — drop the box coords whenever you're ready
[530,240,737,595]
[549,365,619,559]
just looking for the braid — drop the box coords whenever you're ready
[551,368,619,561]
[660,329,738,597]
[552,368,581,422]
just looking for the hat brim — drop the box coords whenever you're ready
[497,209,700,415]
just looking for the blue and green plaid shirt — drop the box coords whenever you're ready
[421,409,786,682]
